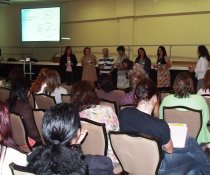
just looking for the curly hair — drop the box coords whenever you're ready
[71,80,100,111]
[27,103,86,175]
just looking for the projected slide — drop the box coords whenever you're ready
[21,7,60,42]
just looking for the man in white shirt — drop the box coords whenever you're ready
[98,48,114,75]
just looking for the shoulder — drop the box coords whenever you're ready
[58,87,68,93]
[84,155,113,174]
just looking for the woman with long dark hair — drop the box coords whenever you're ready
[59,46,77,84]
[189,45,210,91]
[135,47,151,76]
[153,46,171,91]
[8,78,40,142]
[27,103,113,175]
[0,101,27,175]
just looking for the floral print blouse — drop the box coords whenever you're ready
[80,105,119,163]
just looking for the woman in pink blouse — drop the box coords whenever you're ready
[71,80,119,164]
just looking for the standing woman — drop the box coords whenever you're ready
[153,46,171,91]
[189,45,210,91]
[81,47,97,83]
[59,46,77,84]
[135,47,151,77]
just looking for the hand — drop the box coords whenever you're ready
[188,65,194,72]
[76,129,88,144]
[153,64,157,68]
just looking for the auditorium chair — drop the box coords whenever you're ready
[61,94,71,103]
[33,93,56,110]
[163,106,202,139]
[109,131,161,175]
[9,163,35,175]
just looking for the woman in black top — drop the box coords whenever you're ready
[59,46,77,84]
[27,103,113,175]
[153,46,171,91]
[135,47,151,77]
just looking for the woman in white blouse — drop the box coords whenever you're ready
[38,70,67,104]
[189,45,210,91]
[0,101,27,175]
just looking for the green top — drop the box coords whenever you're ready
[159,94,210,144]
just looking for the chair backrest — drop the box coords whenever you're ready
[109,131,161,175]
[9,113,32,153]
[119,104,135,111]
[163,106,202,139]
[33,109,46,145]
[61,94,71,103]
[100,98,118,115]
[81,118,108,156]
[160,92,170,102]
[61,84,72,93]
[28,94,35,109]
[0,87,10,103]
[9,162,35,175]
[33,93,56,110]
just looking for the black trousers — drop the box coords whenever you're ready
[65,71,74,84]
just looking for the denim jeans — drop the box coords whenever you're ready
[158,137,210,175]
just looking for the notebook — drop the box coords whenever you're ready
[168,123,188,148]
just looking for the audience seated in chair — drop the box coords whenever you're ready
[8,78,40,142]
[27,103,113,175]
[0,101,27,175]
[198,69,210,97]
[160,72,210,144]
[5,67,24,89]
[30,68,50,94]
[97,74,125,109]
[119,78,210,175]
[121,63,146,105]
[71,80,119,164]
[37,70,67,104]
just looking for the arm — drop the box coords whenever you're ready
[195,58,208,74]
[72,54,77,66]
[163,139,173,153]
[145,57,152,74]
[93,55,97,65]
[81,57,85,67]
[165,58,171,69]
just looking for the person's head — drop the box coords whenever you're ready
[64,46,72,56]
[102,48,109,57]
[83,47,91,56]
[45,70,61,95]
[197,45,210,61]
[130,71,146,90]
[0,100,18,150]
[7,67,24,84]
[135,78,158,108]
[8,77,31,111]
[71,80,100,111]
[157,46,167,58]
[203,69,210,92]
[117,45,125,57]
[30,103,86,175]
[122,58,133,70]
[173,72,195,98]
[30,68,50,93]
[98,74,114,93]
[138,47,147,58]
